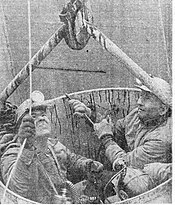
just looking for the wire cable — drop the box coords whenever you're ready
[28,0,32,114]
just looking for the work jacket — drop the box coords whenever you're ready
[143,162,172,186]
[103,108,172,169]
[1,137,92,203]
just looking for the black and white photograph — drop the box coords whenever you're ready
[0,0,172,203]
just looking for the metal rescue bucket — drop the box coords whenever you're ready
[0,88,172,204]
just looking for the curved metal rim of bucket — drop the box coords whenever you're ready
[0,87,171,204]
[45,87,140,105]
[0,181,37,204]
[115,178,172,204]
[0,178,172,204]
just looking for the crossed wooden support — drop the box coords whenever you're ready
[0,0,171,107]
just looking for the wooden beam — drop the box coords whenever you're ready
[85,22,171,107]
[0,25,66,105]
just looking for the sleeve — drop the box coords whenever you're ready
[0,132,16,157]
[53,141,92,174]
[143,163,172,186]
[113,118,125,137]
[104,133,170,169]
[1,145,36,199]
[112,118,129,151]
[99,117,127,165]
[66,150,92,173]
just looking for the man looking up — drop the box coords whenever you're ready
[1,91,103,204]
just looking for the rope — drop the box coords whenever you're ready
[28,0,32,114]
[157,0,171,82]
[0,2,23,103]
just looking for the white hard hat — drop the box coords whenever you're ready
[135,77,172,106]
[17,90,47,122]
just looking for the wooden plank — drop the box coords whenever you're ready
[0,24,65,104]
[85,23,172,107]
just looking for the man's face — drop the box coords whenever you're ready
[31,109,51,137]
[137,90,164,121]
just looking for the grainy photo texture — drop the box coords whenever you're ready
[0,0,172,204]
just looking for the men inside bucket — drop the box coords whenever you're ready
[1,90,104,204]
[69,76,172,184]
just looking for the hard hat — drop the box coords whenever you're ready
[16,91,47,122]
[135,77,171,106]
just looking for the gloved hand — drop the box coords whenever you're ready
[112,159,126,172]
[87,160,104,173]
[18,114,36,149]
[94,118,113,140]
[68,99,91,117]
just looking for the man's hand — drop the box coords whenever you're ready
[68,99,91,117]
[87,160,104,173]
[112,159,126,172]
[18,114,36,149]
[94,118,113,140]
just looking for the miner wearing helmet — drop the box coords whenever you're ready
[69,76,172,170]
[1,91,103,204]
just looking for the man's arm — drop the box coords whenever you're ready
[1,144,36,199]
[0,101,18,157]
[1,114,37,200]
[143,163,172,186]
[52,140,103,176]
[0,132,16,157]
[94,118,171,169]
[112,118,130,151]
[103,132,170,169]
